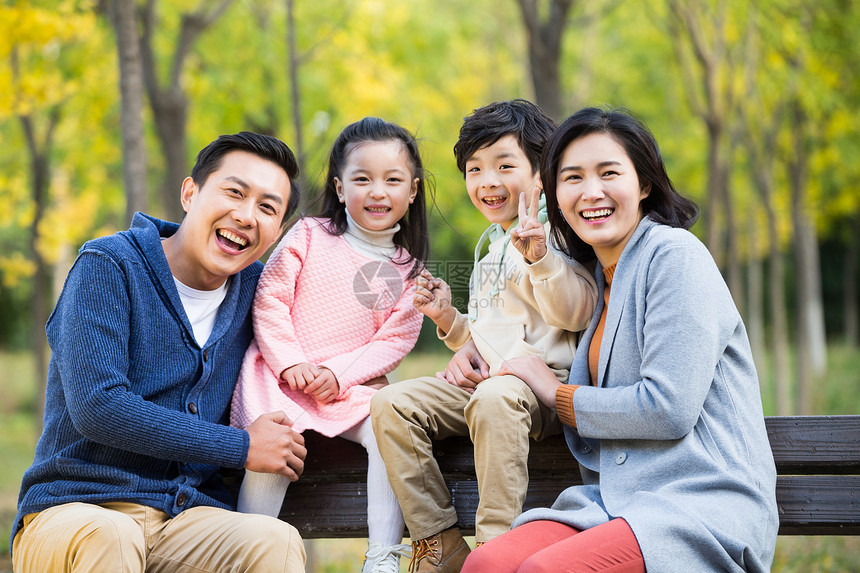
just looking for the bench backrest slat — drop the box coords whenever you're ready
[766,416,860,474]
[224,415,860,538]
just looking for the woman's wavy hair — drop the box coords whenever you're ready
[316,117,430,278]
[543,106,699,263]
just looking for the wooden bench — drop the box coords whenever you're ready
[224,415,860,537]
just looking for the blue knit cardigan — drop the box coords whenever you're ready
[12,213,262,550]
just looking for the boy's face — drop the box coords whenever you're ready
[169,150,291,290]
[464,134,539,230]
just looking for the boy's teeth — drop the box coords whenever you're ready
[484,197,505,205]
[218,229,247,246]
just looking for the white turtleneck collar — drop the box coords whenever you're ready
[343,210,400,261]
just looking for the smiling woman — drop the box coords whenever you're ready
[554,133,650,267]
[464,107,779,573]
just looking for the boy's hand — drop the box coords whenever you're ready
[305,367,340,403]
[435,339,489,394]
[414,269,456,331]
[281,363,318,391]
[498,355,559,409]
[245,411,306,480]
[510,187,547,264]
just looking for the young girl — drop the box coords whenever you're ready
[231,117,430,573]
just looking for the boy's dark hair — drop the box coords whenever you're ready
[543,106,700,264]
[453,99,557,176]
[191,132,301,224]
[316,117,430,279]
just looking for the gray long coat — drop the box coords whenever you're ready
[513,217,778,572]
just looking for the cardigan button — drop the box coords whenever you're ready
[616,452,628,465]
[202,349,209,362]
[177,493,187,507]
[187,402,198,415]
[581,445,591,454]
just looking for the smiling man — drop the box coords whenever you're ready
[11,133,308,572]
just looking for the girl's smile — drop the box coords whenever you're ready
[334,140,418,232]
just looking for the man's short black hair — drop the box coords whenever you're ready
[191,132,301,224]
[453,99,557,176]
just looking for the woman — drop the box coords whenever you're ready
[463,107,778,572]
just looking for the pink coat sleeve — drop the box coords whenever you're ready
[320,277,422,393]
[252,220,310,379]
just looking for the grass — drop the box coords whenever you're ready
[1,345,859,572]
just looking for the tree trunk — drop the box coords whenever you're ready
[515,0,575,121]
[704,122,724,266]
[844,217,859,347]
[139,0,235,222]
[745,220,766,389]
[286,0,307,195]
[720,156,743,313]
[110,0,149,225]
[20,111,60,432]
[789,98,827,413]
[736,6,790,413]
[151,91,188,222]
[769,225,792,415]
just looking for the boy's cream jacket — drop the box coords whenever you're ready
[439,222,598,382]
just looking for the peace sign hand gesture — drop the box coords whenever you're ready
[510,186,547,264]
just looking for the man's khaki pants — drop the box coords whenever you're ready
[12,501,306,572]
[370,375,559,543]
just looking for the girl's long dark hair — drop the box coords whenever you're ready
[316,117,430,278]
[543,107,699,264]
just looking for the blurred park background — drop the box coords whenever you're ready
[1,0,858,571]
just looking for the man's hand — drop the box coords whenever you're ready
[245,411,306,481]
[414,269,456,332]
[498,355,560,409]
[510,187,547,264]
[305,367,339,404]
[281,363,318,391]
[435,339,490,394]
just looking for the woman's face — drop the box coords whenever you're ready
[555,132,650,267]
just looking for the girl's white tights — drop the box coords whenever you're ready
[237,416,405,546]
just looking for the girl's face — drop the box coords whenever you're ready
[334,140,419,232]
[555,132,650,267]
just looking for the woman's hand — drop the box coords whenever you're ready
[435,339,489,394]
[498,355,560,409]
[510,187,547,264]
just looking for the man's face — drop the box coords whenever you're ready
[464,134,539,231]
[170,150,291,290]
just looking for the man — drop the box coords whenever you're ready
[12,132,308,572]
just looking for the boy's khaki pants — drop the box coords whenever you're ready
[12,500,306,572]
[370,375,560,543]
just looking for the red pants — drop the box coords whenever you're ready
[462,518,645,573]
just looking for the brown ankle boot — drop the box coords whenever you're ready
[408,527,471,572]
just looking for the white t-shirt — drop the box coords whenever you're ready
[173,277,229,346]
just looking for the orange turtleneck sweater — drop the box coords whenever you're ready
[555,263,616,427]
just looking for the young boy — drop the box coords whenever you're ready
[371,100,598,572]
[11,133,308,572]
